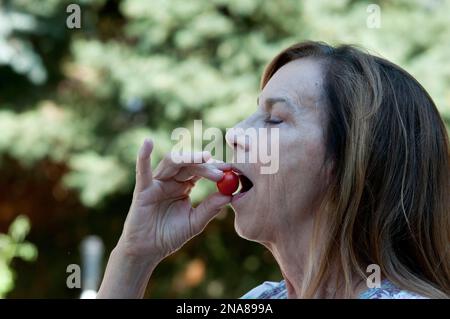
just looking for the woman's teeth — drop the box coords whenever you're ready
[238,174,254,193]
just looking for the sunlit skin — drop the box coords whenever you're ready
[227,57,340,297]
[98,57,367,299]
[227,57,329,243]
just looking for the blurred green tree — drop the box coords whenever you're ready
[0,215,37,298]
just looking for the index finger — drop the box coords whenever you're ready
[205,161,232,172]
[153,151,211,180]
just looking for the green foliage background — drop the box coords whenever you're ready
[0,0,449,298]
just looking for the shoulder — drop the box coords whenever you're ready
[359,280,428,299]
[240,280,287,299]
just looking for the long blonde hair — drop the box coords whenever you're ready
[261,41,450,298]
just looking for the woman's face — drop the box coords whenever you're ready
[227,57,330,242]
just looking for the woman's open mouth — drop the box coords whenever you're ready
[239,174,254,193]
[232,170,254,202]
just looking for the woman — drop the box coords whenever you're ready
[97,41,450,299]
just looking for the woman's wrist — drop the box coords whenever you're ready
[96,244,160,298]
[113,240,163,269]
[112,249,153,273]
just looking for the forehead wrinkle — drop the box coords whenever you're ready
[258,67,324,112]
[293,80,325,112]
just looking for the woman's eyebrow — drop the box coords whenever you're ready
[257,96,297,111]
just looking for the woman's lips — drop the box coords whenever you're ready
[231,186,254,204]
[230,167,254,193]
[232,191,247,201]
[231,169,254,204]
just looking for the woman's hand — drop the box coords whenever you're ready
[98,139,231,298]
[117,138,231,262]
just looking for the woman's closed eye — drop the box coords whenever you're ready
[264,115,283,125]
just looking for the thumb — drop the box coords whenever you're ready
[190,192,231,235]
[135,138,153,192]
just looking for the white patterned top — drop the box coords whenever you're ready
[240,279,428,299]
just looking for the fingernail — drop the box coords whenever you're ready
[202,151,211,161]
[143,138,151,148]
[212,169,224,178]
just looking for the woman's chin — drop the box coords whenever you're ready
[234,220,256,241]
[232,210,263,242]
[230,190,269,241]
[230,196,252,223]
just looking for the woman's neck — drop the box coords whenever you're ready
[265,217,367,298]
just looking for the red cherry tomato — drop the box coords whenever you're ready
[216,170,239,195]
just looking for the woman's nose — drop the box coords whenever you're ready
[225,123,251,152]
